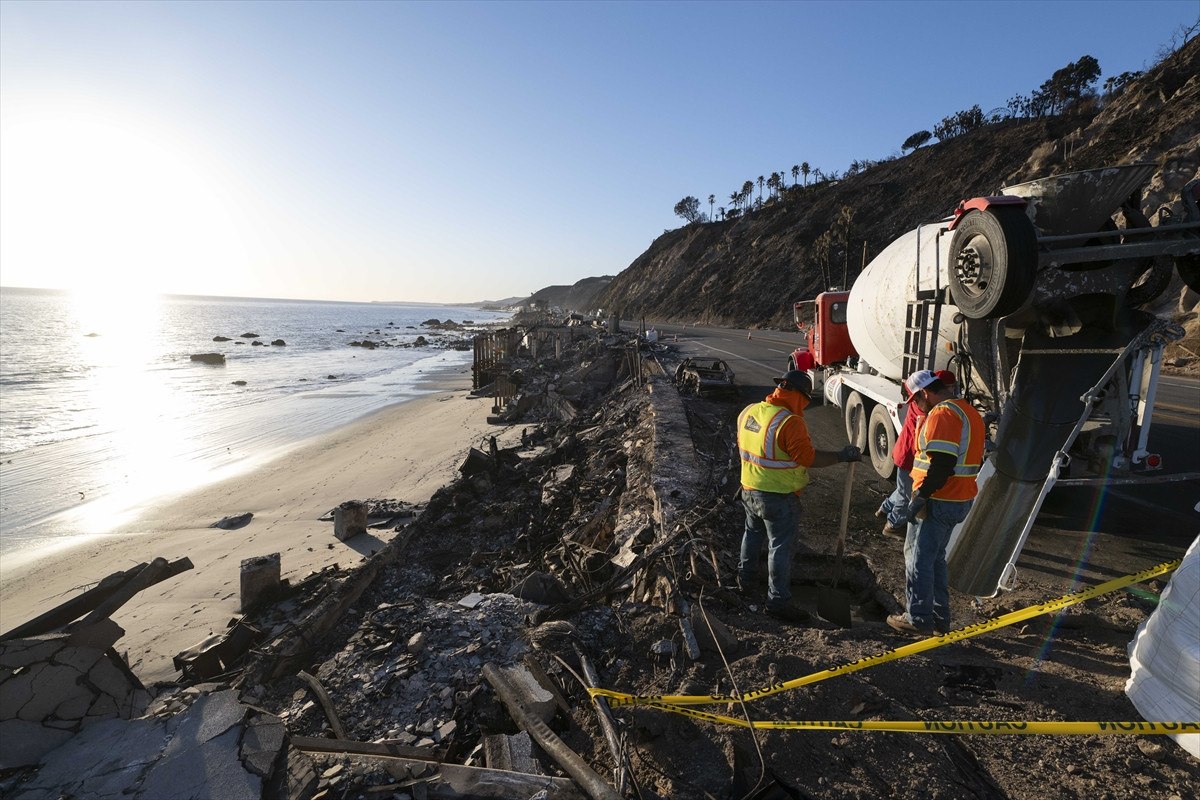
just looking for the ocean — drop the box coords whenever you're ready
[0,288,510,558]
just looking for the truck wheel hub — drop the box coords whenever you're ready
[955,238,992,295]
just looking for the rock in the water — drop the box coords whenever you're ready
[232,380,247,386]
[213,336,231,342]
[240,332,259,338]
[190,353,226,365]
[251,340,264,346]
[271,339,286,346]
[414,336,428,346]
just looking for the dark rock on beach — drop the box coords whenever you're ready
[211,512,253,530]
[189,353,226,365]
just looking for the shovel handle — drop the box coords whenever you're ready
[831,460,856,587]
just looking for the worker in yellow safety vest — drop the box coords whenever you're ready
[887,369,985,636]
[737,370,861,624]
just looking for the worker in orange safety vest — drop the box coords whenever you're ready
[886,369,984,636]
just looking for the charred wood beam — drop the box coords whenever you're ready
[72,557,193,631]
[575,648,635,797]
[0,563,147,641]
[298,670,349,740]
[482,663,621,800]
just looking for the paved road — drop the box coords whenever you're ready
[645,321,1199,589]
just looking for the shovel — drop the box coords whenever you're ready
[817,460,856,627]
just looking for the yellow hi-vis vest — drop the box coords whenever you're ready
[738,402,810,494]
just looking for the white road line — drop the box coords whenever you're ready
[766,348,788,354]
[679,342,780,373]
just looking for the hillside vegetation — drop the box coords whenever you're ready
[595,37,1199,330]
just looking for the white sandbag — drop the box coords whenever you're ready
[1125,534,1200,759]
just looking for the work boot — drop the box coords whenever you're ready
[766,603,812,625]
[874,506,887,520]
[934,620,951,635]
[882,522,906,538]
[886,613,933,636]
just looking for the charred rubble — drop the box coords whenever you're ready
[5,320,1195,800]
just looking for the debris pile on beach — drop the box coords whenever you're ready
[3,317,1197,800]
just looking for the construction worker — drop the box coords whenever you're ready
[887,369,984,636]
[877,370,957,537]
[737,370,861,623]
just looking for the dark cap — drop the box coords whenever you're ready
[773,370,812,395]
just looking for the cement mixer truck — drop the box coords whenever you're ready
[787,164,1200,598]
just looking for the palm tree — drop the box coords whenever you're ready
[801,162,810,186]
[757,175,765,202]
[729,191,740,212]
[708,194,715,221]
[718,206,725,221]
[792,164,800,186]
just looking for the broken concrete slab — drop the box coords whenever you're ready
[494,664,557,724]
[11,688,286,800]
[0,635,149,768]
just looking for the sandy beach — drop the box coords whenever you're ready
[0,370,519,684]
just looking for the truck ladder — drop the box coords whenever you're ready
[902,298,943,377]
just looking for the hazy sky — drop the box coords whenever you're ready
[1,1,1195,304]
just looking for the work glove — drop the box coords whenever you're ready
[837,445,862,463]
[905,496,928,523]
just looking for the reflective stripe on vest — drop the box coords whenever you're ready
[738,403,810,493]
[911,399,982,501]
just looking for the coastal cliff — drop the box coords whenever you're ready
[594,37,1199,330]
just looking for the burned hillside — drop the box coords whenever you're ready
[596,38,1200,329]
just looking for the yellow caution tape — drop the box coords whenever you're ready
[630,704,1199,734]
[589,559,1179,708]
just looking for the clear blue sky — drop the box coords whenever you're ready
[1,0,1195,303]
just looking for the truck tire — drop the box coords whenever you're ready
[844,392,868,452]
[867,403,896,480]
[949,207,1038,319]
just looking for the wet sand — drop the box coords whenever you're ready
[0,371,519,683]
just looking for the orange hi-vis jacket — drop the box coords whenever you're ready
[738,389,816,494]
[911,398,985,501]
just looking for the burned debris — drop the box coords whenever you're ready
[3,316,1196,799]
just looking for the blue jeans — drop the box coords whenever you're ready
[903,498,973,629]
[879,468,914,527]
[739,488,801,607]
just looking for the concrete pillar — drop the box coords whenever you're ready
[333,501,367,541]
[240,553,281,612]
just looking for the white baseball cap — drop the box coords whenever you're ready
[903,369,938,402]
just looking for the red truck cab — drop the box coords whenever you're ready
[792,290,855,367]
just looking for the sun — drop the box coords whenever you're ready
[0,95,251,295]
